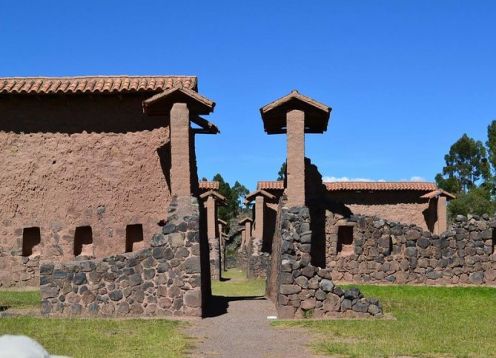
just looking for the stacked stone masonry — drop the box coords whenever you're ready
[273,206,383,319]
[326,213,496,285]
[40,196,204,317]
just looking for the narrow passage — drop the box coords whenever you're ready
[186,269,324,358]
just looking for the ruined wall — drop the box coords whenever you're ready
[0,95,171,287]
[328,191,433,231]
[273,205,382,319]
[326,214,496,285]
[40,196,204,317]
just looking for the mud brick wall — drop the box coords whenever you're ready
[326,214,496,285]
[39,196,204,317]
[274,205,382,319]
[0,95,172,288]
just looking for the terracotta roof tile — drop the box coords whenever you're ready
[198,181,220,190]
[257,180,439,192]
[0,76,197,95]
[257,181,284,190]
[325,182,438,191]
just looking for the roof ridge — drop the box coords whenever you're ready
[0,75,197,80]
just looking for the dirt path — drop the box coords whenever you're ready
[186,296,325,358]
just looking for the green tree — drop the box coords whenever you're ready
[211,174,249,223]
[448,186,495,217]
[277,161,287,181]
[435,134,490,194]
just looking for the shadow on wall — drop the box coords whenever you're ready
[157,142,172,195]
[0,95,169,134]
[304,158,352,268]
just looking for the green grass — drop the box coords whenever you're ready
[0,291,188,357]
[212,268,266,297]
[275,285,496,357]
[0,290,40,310]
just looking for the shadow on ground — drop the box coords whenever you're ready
[204,295,266,318]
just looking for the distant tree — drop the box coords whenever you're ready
[435,134,490,194]
[211,173,249,223]
[277,162,287,181]
[486,120,496,171]
[448,186,495,217]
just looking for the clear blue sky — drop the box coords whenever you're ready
[1,1,495,190]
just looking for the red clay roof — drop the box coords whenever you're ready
[0,76,197,95]
[326,182,438,191]
[257,180,439,192]
[199,181,220,190]
[257,181,284,190]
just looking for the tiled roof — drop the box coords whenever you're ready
[199,181,220,190]
[257,181,284,190]
[0,76,197,95]
[325,182,438,192]
[257,180,439,192]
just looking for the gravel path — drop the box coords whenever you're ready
[186,296,325,358]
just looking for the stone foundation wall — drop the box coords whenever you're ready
[326,214,496,285]
[274,205,382,319]
[40,196,204,317]
[0,255,39,288]
[247,253,270,279]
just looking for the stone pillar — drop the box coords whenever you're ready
[254,196,264,255]
[218,223,225,271]
[170,103,191,197]
[244,221,252,251]
[286,109,305,207]
[205,196,220,280]
[436,196,447,234]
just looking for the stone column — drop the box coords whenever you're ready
[286,109,305,207]
[205,196,220,280]
[170,103,191,197]
[436,196,447,234]
[254,195,265,255]
[244,220,252,251]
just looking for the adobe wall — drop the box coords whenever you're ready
[326,213,496,285]
[328,191,433,231]
[0,95,171,287]
[40,196,204,317]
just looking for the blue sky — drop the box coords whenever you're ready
[1,1,495,190]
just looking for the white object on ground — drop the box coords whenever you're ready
[0,335,70,358]
[266,316,278,320]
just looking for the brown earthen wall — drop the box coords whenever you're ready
[328,191,433,231]
[0,95,171,287]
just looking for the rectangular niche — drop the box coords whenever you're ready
[126,224,144,253]
[22,227,41,257]
[337,225,354,256]
[74,226,94,257]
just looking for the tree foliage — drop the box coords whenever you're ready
[448,186,495,217]
[435,134,490,194]
[211,173,248,223]
[277,162,287,181]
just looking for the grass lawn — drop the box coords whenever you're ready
[212,268,265,297]
[275,285,496,357]
[0,291,188,358]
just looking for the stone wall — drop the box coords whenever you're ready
[326,213,496,285]
[0,95,172,287]
[247,253,270,279]
[271,204,382,319]
[0,255,39,288]
[40,196,204,317]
